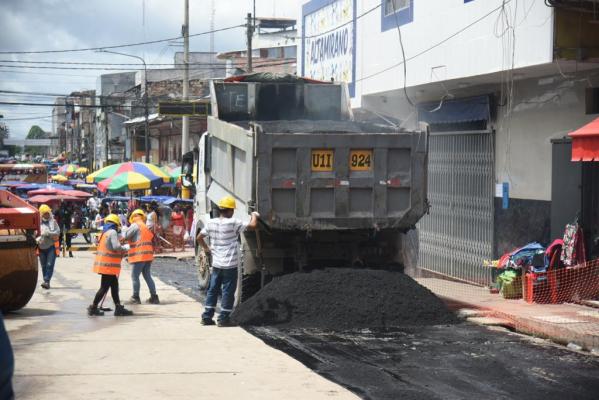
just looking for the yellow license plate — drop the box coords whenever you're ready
[311,150,334,172]
[349,150,373,171]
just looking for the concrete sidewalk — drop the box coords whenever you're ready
[417,277,599,352]
[4,253,358,400]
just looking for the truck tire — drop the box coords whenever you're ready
[195,246,211,290]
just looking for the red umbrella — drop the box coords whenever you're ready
[28,195,86,204]
[27,188,60,196]
[60,189,93,198]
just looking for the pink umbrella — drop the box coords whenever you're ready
[60,190,93,198]
[28,195,86,204]
[27,188,60,196]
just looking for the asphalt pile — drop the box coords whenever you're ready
[231,268,457,330]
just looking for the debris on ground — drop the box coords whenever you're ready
[231,268,458,330]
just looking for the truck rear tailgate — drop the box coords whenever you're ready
[256,124,428,231]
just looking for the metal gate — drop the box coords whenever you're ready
[417,131,494,286]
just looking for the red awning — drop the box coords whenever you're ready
[570,117,599,161]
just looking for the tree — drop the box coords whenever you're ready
[24,125,47,155]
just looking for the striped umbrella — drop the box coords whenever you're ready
[58,164,79,177]
[87,162,169,184]
[51,174,69,183]
[161,165,182,183]
[97,171,166,193]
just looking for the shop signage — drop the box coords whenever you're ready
[302,0,356,96]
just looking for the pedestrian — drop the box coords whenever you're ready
[58,202,73,257]
[36,204,60,290]
[196,196,259,327]
[171,204,186,250]
[125,209,159,305]
[87,214,134,317]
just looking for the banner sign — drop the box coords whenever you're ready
[302,0,356,97]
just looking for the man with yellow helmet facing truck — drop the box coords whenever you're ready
[124,209,159,305]
[87,214,134,317]
[196,195,259,327]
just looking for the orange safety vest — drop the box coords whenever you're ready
[128,220,155,263]
[93,232,123,276]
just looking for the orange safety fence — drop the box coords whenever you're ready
[413,259,599,350]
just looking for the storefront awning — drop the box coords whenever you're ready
[569,117,599,161]
[418,95,491,125]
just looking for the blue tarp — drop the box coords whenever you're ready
[418,95,491,125]
[163,198,193,205]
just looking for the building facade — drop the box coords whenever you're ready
[299,0,599,282]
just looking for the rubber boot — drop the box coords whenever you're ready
[87,305,104,316]
[130,295,141,304]
[147,294,160,304]
[114,304,134,316]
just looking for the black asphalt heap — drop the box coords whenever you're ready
[231,268,457,329]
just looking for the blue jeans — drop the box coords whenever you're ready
[202,267,238,322]
[131,261,156,297]
[38,245,56,283]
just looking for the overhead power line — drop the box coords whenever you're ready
[0,60,295,72]
[1,115,56,121]
[0,59,231,67]
[0,24,245,55]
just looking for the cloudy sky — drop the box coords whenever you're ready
[0,0,301,138]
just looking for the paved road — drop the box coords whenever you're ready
[4,254,358,400]
[153,258,599,400]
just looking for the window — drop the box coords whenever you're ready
[385,0,409,16]
[586,87,599,114]
[381,0,413,32]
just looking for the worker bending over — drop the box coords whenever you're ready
[196,196,259,327]
[87,214,133,317]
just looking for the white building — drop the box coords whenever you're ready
[299,0,599,282]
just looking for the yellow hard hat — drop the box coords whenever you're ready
[217,195,236,210]
[39,204,52,215]
[104,214,121,227]
[129,209,146,223]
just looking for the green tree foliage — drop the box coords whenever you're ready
[24,125,47,155]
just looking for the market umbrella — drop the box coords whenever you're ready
[28,194,86,204]
[51,174,69,183]
[60,189,93,198]
[97,171,167,194]
[75,167,88,174]
[87,162,169,184]
[58,164,79,177]
[27,188,59,196]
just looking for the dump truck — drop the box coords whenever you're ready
[0,189,40,312]
[184,74,429,300]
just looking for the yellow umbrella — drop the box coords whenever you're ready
[75,167,88,174]
[51,174,69,183]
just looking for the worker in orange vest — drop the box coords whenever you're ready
[125,209,159,305]
[87,214,133,317]
[36,204,60,290]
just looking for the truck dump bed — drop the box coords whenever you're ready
[206,77,428,232]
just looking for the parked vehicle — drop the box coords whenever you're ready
[0,190,40,312]
[185,74,429,300]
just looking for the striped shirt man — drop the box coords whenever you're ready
[200,218,248,268]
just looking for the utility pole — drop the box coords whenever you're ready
[247,13,253,73]
[181,0,190,156]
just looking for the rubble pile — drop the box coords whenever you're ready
[231,268,457,330]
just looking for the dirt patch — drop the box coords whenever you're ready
[231,268,457,330]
